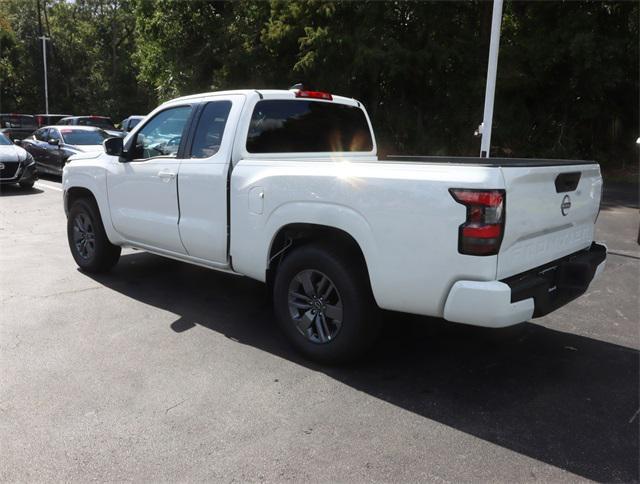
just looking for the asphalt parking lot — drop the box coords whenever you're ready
[1,176,638,482]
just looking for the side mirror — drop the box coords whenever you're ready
[48,138,60,146]
[13,139,22,146]
[104,136,124,158]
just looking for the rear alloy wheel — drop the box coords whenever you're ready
[273,244,380,363]
[67,198,121,273]
[288,269,344,344]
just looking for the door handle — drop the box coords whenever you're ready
[157,170,176,182]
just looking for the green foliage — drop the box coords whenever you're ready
[0,1,40,112]
[496,1,639,165]
[0,0,152,119]
[133,0,229,99]
[0,0,637,166]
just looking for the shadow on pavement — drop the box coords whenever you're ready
[88,252,639,483]
[37,173,62,183]
[0,184,43,196]
[0,173,61,196]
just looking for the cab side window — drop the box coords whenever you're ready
[132,105,192,160]
[35,128,49,141]
[190,101,232,159]
[48,129,61,142]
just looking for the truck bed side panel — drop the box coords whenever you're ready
[230,160,504,318]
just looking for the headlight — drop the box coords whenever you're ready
[22,153,35,166]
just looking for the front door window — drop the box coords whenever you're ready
[132,106,192,160]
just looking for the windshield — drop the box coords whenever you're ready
[60,129,109,145]
[1,115,37,129]
[77,117,116,130]
[0,133,12,145]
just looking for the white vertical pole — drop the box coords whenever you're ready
[39,35,49,115]
[479,0,503,158]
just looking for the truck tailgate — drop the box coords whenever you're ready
[497,163,602,279]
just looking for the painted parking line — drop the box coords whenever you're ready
[35,181,63,192]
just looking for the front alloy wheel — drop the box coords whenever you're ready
[72,212,96,260]
[67,198,120,273]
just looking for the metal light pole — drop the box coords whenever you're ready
[478,0,504,158]
[38,35,50,115]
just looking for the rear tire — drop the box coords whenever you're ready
[19,181,34,189]
[67,197,121,273]
[273,243,380,364]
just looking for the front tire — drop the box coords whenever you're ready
[273,244,380,363]
[67,198,121,273]
[19,181,34,189]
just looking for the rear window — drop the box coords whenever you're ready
[1,115,37,129]
[246,100,373,153]
[77,117,115,130]
[60,129,109,145]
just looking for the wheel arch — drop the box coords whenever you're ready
[265,223,374,297]
[63,178,122,245]
[64,186,97,216]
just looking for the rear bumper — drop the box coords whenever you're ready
[443,242,607,328]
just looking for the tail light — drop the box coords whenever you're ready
[295,90,333,101]
[449,188,505,256]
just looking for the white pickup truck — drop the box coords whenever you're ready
[62,88,606,362]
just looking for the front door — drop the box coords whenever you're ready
[107,104,193,254]
[29,128,53,173]
[46,128,64,174]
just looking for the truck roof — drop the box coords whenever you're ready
[165,89,361,108]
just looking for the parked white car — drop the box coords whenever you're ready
[62,88,606,362]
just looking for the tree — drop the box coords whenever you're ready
[1,0,153,119]
[0,0,41,113]
[1,0,638,167]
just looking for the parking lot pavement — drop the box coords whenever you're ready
[1,177,638,482]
